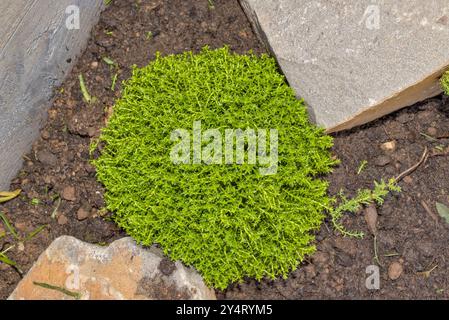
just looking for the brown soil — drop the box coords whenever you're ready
[1,0,449,300]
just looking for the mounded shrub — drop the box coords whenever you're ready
[94,47,337,289]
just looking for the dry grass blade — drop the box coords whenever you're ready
[417,264,438,278]
[0,189,21,204]
[420,200,439,223]
[79,74,92,103]
[24,225,48,242]
[33,282,81,299]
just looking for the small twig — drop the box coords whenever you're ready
[416,264,438,278]
[420,200,439,223]
[395,147,428,182]
[384,252,400,257]
[420,132,438,142]
[373,235,383,267]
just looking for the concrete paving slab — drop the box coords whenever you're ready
[240,0,449,132]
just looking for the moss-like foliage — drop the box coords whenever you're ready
[94,47,337,289]
[441,70,449,96]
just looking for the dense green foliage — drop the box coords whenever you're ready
[94,47,337,289]
[442,70,449,96]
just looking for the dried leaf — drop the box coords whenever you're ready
[0,189,21,203]
[365,204,378,235]
[436,202,449,224]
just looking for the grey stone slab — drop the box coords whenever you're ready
[241,0,449,132]
[0,0,104,189]
[9,236,216,300]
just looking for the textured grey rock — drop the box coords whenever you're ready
[9,236,216,300]
[0,0,104,189]
[241,0,449,132]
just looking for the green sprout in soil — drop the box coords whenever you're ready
[357,160,368,175]
[93,46,398,289]
[102,56,116,67]
[441,70,449,96]
[79,74,92,104]
[0,211,20,240]
[0,209,47,274]
[111,73,118,91]
[30,198,41,206]
[0,243,22,274]
[0,211,47,243]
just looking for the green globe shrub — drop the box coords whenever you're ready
[94,47,337,289]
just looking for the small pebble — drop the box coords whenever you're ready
[77,206,90,221]
[57,214,68,225]
[427,127,437,136]
[388,261,404,280]
[380,141,396,152]
[62,186,76,201]
[14,222,28,232]
[36,150,57,166]
[403,176,413,184]
[41,130,51,140]
[374,155,391,167]
[396,113,413,124]
[17,242,25,252]
[91,61,99,69]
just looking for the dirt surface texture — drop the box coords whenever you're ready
[1,0,449,300]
